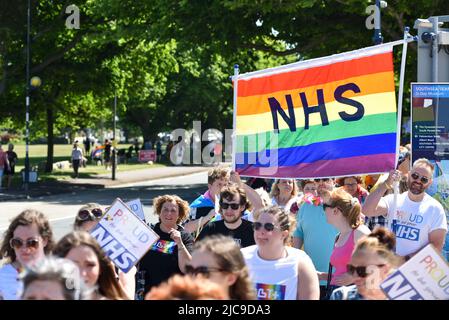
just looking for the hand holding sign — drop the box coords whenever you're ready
[90,198,159,273]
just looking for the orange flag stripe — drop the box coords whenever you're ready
[236,71,395,116]
[237,51,393,98]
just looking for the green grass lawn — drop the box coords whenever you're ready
[7,143,167,185]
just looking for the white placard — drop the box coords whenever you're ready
[90,198,159,273]
[126,198,146,222]
[380,244,449,300]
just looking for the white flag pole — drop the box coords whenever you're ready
[232,64,239,172]
[391,27,415,233]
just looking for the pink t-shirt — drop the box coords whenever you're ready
[329,230,355,285]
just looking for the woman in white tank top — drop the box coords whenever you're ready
[241,205,319,300]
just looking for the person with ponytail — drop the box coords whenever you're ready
[242,205,319,300]
[186,235,255,300]
[322,188,371,293]
[330,227,401,300]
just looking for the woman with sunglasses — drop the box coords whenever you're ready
[242,206,320,300]
[139,194,194,295]
[322,188,370,293]
[186,235,256,300]
[0,209,55,300]
[330,227,401,300]
[74,203,105,231]
[73,203,136,299]
[53,230,129,300]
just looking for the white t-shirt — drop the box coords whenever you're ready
[0,264,22,300]
[241,245,312,300]
[382,192,447,256]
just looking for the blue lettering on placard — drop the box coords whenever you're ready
[395,224,420,241]
[90,225,138,273]
[380,271,424,300]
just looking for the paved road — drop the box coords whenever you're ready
[0,171,208,241]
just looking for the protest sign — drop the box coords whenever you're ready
[380,244,449,300]
[90,198,159,273]
[138,150,156,162]
[126,198,146,222]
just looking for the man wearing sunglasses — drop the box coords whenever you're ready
[292,178,339,299]
[184,167,230,234]
[196,184,256,248]
[363,158,447,261]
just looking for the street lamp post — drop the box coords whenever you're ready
[25,0,41,191]
[112,94,117,180]
[24,0,31,191]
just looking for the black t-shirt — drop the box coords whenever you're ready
[197,219,255,248]
[138,222,194,294]
[190,205,214,221]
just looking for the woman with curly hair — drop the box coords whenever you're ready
[139,194,194,294]
[0,209,55,300]
[187,235,256,300]
[269,179,300,215]
[53,230,128,300]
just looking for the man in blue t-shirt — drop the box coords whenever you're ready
[293,178,338,299]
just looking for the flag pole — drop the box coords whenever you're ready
[232,64,239,172]
[391,27,415,234]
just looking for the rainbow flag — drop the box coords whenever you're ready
[234,44,398,178]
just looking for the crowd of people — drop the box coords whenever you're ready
[0,154,447,300]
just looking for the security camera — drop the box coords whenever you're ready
[422,32,436,43]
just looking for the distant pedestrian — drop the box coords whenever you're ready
[71,141,84,178]
[156,140,162,163]
[83,136,91,155]
[0,144,10,189]
[103,139,111,170]
[4,143,18,189]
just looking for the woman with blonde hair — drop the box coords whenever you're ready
[269,179,300,212]
[242,205,319,300]
[139,194,194,294]
[331,227,401,300]
[53,230,128,300]
[322,188,370,294]
[187,235,256,300]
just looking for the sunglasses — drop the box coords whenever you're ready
[220,202,240,210]
[9,238,40,250]
[185,265,225,277]
[77,208,104,221]
[347,264,386,278]
[315,178,331,183]
[253,222,279,232]
[410,172,430,184]
[322,203,335,210]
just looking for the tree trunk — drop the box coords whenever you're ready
[45,106,54,173]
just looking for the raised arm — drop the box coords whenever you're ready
[230,171,264,212]
[362,170,400,217]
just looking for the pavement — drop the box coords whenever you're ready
[0,164,217,202]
